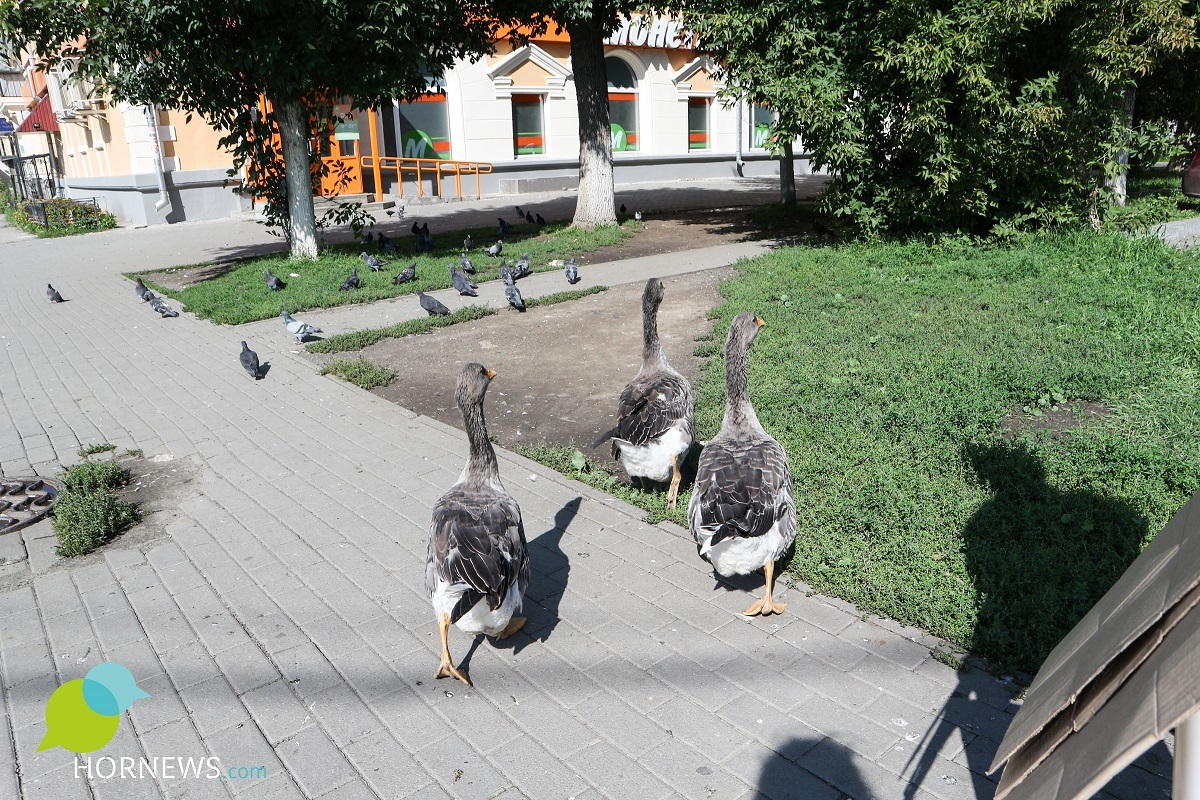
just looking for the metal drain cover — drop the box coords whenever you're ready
[0,477,63,535]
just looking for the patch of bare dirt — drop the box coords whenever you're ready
[1000,400,1113,440]
[144,260,246,291]
[362,268,733,455]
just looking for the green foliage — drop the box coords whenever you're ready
[697,233,1200,672]
[682,0,1198,235]
[9,198,116,237]
[308,305,496,354]
[77,443,116,458]
[140,221,631,325]
[1101,168,1200,232]
[515,442,690,526]
[319,358,398,389]
[522,285,608,308]
[53,461,139,557]
[62,461,131,495]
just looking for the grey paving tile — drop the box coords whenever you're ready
[722,742,840,800]
[489,734,595,800]
[309,682,387,747]
[639,737,752,800]
[568,740,672,800]
[275,725,359,798]
[241,679,315,746]
[180,674,250,737]
[215,641,281,695]
[343,730,433,797]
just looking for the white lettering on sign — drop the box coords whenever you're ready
[605,16,696,49]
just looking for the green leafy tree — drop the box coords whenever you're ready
[4,1,521,258]
[681,0,1196,234]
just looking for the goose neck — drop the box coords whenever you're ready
[462,401,499,485]
[642,304,667,367]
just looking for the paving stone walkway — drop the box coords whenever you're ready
[0,179,1174,800]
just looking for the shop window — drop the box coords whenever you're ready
[512,94,545,156]
[750,103,774,150]
[606,56,639,152]
[381,93,451,160]
[688,97,709,150]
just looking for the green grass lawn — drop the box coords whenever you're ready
[138,222,635,325]
[691,231,1200,673]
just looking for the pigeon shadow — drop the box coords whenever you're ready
[494,496,581,655]
[258,362,272,378]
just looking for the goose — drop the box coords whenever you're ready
[611,278,695,507]
[688,313,795,616]
[427,364,530,684]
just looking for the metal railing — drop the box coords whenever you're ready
[360,155,493,200]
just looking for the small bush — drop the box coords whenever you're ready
[320,358,397,389]
[62,461,131,495]
[52,491,140,557]
[12,197,116,237]
[78,443,116,458]
[523,285,607,309]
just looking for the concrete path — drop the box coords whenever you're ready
[1153,214,1200,248]
[0,179,1172,800]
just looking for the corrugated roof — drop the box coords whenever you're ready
[16,97,58,133]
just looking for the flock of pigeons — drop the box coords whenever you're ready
[132,278,181,317]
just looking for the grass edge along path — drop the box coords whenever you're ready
[319,358,398,390]
[133,221,635,325]
[307,305,495,354]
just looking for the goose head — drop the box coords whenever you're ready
[456,363,496,410]
[642,278,666,312]
[729,312,766,349]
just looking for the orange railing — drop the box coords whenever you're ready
[360,156,494,200]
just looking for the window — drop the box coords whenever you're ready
[687,98,709,150]
[750,103,774,150]
[605,56,639,152]
[381,93,451,159]
[512,94,545,156]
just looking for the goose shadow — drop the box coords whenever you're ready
[758,737,871,799]
[491,496,581,656]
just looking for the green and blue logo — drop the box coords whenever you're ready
[40,662,150,753]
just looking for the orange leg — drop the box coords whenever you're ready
[434,613,470,685]
[743,561,787,616]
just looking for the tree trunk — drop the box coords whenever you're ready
[567,18,617,229]
[275,98,319,260]
[1105,85,1137,207]
[780,141,796,204]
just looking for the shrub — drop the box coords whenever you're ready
[51,491,141,557]
[12,197,117,237]
[62,461,131,496]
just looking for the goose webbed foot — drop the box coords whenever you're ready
[743,561,787,617]
[495,616,526,640]
[435,613,471,685]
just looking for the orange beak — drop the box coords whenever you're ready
[485,368,496,380]
[755,316,765,327]
[659,281,665,289]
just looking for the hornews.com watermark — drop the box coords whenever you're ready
[40,662,267,784]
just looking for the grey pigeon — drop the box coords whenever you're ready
[411,221,421,236]
[525,211,535,224]
[363,231,374,245]
[416,230,433,253]
[511,252,531,280]
[620,203,626,214]
[504,275,525,312]
[634,210,643,221]
[377,232,392,250]
[340,267,360,291]
[535,213,545,226]
[498,261,513,284]
[393,263,416,285]
[361,252,387,271]
[135,277,150,301]
[46,284,64,303]
[463,234,473,251]
[497,218,509,239]
[264,268,285,290]
[143,290,158,304]
[379,233,399,255]
[565,256,579,285]
[484,240,503,258]
[239,341,261,379]
[450,264,478,296]
[281,311,321,343]
[417,291,450,316]
[459,253,475,274]
[421,222,429,237]
[514,206,523,216]
[150,296,179,317]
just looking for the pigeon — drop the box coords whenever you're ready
[361,252,387,271]
[634,210,643,221]
[504,274,525,312]
[281,311,321,343]
[46,284,64,303]
[450,264,478,296]
[421,222,430,237]
[411,221,421,236]
[378,232,392,249]
[143,290,158,304]
[363,231,374,245]
[463,233,473,251]
[484,240,503,258]
[149,296,179,317]
[459,253,475,274]
[239,341,262,379]
[135,278,150,301]
[497,218,510,239]
[525,211,535,224]
[620,203,627,214]
[393,263,416,285]
[565,256,579,285]
[535,213,545,226]
[515,206,523,216]
[340,267,360,291]
[417,291,450,316]
[511,252,532,280]
[415,233,432,253]
[498,261,513,284]
[379,232,399,255]
[264,268,286,290]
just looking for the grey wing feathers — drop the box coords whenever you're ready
[691,439,795,551]
[612,372,694,457]
[426,492,530,624]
